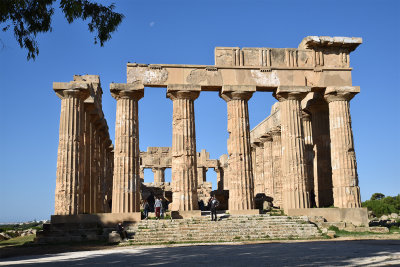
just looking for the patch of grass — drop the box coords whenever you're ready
[233,236,241,240]
[389,226,400,234]
[328,225,385,237]
[0,234,35,247]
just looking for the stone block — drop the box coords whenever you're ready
[171,210,202,219]
[108,231,121,243]
[228,209,260,216]
[287,208,368,226]
[51,213,142,227]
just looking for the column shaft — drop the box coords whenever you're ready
[222,91,254,210]
[112,96,141,213]
[263,137,273,198]
[271,130,282,208]
[328,100,360,207]
[55,90,86,215]
[254,144,265,195]
[169,92,199,211]
[276,89,310,210]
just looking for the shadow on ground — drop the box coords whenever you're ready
[0,240,399,266]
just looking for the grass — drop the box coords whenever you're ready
[389,226,400,234]
[0,234,35,247]
[327,225,391,237]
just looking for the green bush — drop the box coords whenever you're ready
[362,194,400,218]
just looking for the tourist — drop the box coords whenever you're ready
[154,197,162,219]
[143,200,150,219]
[117,222,128,241]
[210,196,219,221]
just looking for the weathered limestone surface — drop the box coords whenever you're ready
[308,95,333,207]
[275,86,311,211]
[152,167,166,183]
[262,136,273,198]
[54,75,113,215]
[110,83,144,213]
[52,36,363,221]
[167,86,200,211]
[253,143,265,195]
[221,87,255,210]
[324,86,361,208]
[271,128,282,207]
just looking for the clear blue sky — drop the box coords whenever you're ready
[1,0,399,222]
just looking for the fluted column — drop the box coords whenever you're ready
[324,86,361,208]
[302,111,315,206]
[221,86,255,210]
[197,167,207,185]
[275,86,311,210]
[270,128,282,208]
[254,142,265,195]
[309,99,333,207]
[53,82,89,215]
[152,167,166,183]
[111,83,144,213]
[262,136,273,198]
[167,85,200,211]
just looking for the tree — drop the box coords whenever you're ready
[0,0,124,60]
[371,193,385,201]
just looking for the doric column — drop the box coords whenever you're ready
[53,81,89,215]
[309,98,333,207]
[88,114,98,213]
[324,86,361,208]
[302,111,315,206]
[152,167,166,183]
[139,167,144,184]
[110,83,144,213]
[167,85,200,211]
[197,167,207,185]
[262,135,273,198]
[270,128,282,208]
[220,86,255,210]
[216,167,224,191]
[274,86,311,210]
[253,142,265,195]
[81,106,92,214]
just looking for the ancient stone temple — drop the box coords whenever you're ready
[51,36,363,224]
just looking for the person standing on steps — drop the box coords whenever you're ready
[210,196,219,221]
[143,199,150,219]
[154,197,162,219]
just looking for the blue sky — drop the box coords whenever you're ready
[1,0,399,222]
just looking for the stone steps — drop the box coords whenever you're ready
[126,215,321,244]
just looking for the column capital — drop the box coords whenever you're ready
[220,85,255,102]
[167,84,200,100]
[324,86,360,103]
[110,82,144,100]
[53,81,90,100]
[274,86,311,102]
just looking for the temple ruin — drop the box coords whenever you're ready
[51,36,363,222]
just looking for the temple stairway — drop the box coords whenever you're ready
[125,214,322,244]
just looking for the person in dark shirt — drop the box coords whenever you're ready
[117,222,128,240]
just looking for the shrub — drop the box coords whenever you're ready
[362,194,400,218]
